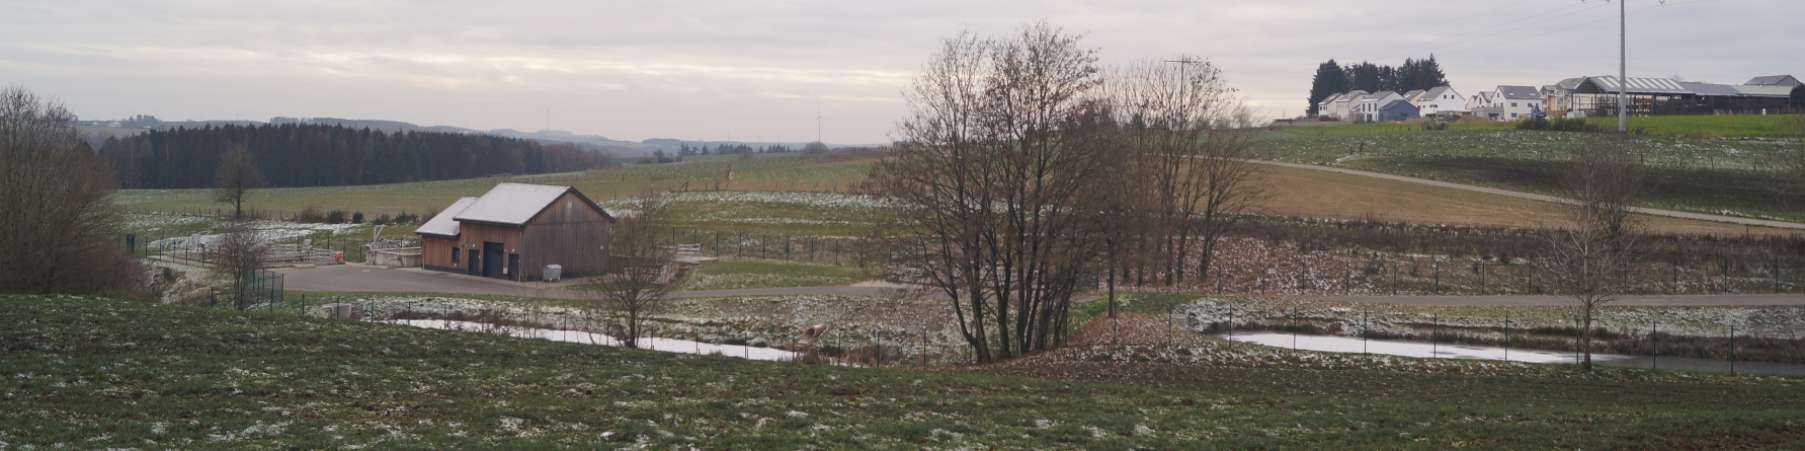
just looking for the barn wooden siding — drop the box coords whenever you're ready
[520,191,612,279]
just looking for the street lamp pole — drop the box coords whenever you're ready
[1617,0,1627,134]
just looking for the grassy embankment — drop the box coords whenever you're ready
[1259,116,1805,222]
[6,295,1805,449]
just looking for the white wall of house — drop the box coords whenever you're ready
[1417,87,1468,116]
[1497,97,1541,120]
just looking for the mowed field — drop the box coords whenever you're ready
[114,149,1794,237]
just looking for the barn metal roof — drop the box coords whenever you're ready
[1745,75,1800,87]
[1587,76,1691,94]
[417,197,479,237]
[453,183,578,225]
[1733,84,1795,98]
[1679,82,1741,97]
[1496,85,1541,100]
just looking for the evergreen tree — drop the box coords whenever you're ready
[100,124,606,189]
[1306,60,1350,116]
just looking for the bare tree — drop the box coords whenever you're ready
[1541,139,1644,369]
[0,87,137,295]
[1105,58,1263,286]
[214,223,269,310]
[874,23,1110,361]
[585,193,678,349]
[215,144,262,220]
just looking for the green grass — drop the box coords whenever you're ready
[1584,114,1805,138]
[685,258,875,290]
[113,153,879,219]
[7,295,1805,448]
[1257,123,1805,221]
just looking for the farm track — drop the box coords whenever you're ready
[1256,160,1805,232]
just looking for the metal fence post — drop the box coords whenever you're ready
[1729,325,1737,375]
[1651,320,1659,370]
[1503,314,1511,362]
[1431,314,1439,358]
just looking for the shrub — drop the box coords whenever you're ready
[1550,118,1599,132]
[295,205,326,223]
[352,212,365,224]
[1516,117,1551,130]
[325,209,347,224]
[372,214,393,225]
[394,211,420,224]
[1420,119,1449,131]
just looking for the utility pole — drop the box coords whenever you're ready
[1617,0,1627,134]
[1164,56,1205,94]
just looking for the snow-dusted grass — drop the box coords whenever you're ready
[9,295,1805,449]
[684,259,874,290]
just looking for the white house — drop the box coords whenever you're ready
[1493,85,1544,121]
[1324,90,1367,120]
[1315,93,1346,119]
[1414,86,1468,117]
[1352,91,1407,123]
[1469,91,1498,119]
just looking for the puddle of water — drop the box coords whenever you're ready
[1222,332,1805,376]
[1221,332,1628,364]
[387,319,800,361]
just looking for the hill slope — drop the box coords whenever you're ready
[4,295,1803,448]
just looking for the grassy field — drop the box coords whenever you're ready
[112,153,878,218]
[111,134,1805,235]
[1257,121,1805,221]
[1583,114,1805,138]
[684,258,877,290]
[8,295,1805,448]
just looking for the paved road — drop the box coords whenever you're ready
[281,265,1805,306]
[1255,160,1805,232]
[277,264,895,300]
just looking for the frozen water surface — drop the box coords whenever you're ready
[1221,332,1628,364]
[388,319,800,361]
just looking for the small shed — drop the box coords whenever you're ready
[417,183,614,281]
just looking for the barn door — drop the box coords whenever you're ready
[482,242,504,278]
[466,249,479,275]
[507,253,521,281]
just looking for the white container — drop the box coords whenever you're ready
[544,264,562,282]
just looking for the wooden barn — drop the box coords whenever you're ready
[416,183,614,281]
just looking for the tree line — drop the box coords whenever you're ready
[100,124,611,189]
[1306,56,1449,116]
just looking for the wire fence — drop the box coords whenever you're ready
[1166,303,1805,377]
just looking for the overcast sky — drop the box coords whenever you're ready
[3,0,1797,144]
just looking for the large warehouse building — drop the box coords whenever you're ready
[1543,75,1799,118]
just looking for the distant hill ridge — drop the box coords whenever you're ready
[78,115,871,157]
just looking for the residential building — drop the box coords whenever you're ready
[1414,86,1468,117]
